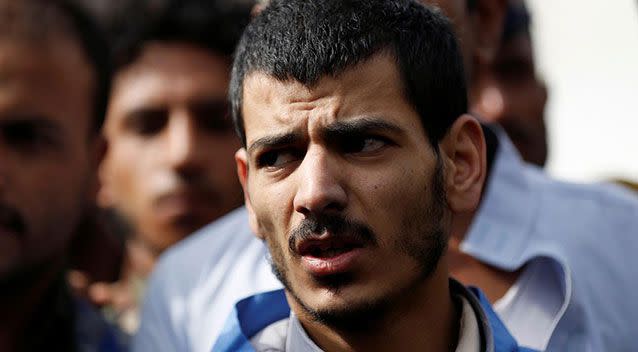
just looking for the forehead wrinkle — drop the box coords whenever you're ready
[245,70,341,111]
[244,75,337,139]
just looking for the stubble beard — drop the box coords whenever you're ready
[265,158,449,334]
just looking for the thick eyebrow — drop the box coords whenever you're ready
[247,131,303,156]
[322,117,405,140]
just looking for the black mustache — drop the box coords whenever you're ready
[288,213,377,254]
[0,203,26,238]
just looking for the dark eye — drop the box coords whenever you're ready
[124,109,167,136]
[341,135,388,154]
[257,149,302,168]
[2,120,57,151]
[191,101,232,133]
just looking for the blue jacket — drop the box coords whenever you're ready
[212,280,537,352]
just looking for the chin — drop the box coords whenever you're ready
[293,280,394,331]
[304,291,392,332]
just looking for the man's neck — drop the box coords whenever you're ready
[0,257,67,351]
[127,236,159,278]
[293,267,460,352]
[448,202,521,304]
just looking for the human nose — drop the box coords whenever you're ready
[481,84,507,121]
[166,111,205,175]
[293,147,347,217]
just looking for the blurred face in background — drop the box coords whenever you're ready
[101,42,243,253]
[425,0,546,165]
[474,30,548,166]
[0,36,98,277]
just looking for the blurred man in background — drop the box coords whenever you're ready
[0,0,124,350]
[473,0,548,166]
[90,0,253,334]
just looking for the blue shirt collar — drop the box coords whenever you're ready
[212,280,536,352]
[214,289,289,352]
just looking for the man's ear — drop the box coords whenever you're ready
[439,115,486,213]
[471,0,507,67]
[235,148,264,240]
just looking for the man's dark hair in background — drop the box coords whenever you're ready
[109,0,252,70]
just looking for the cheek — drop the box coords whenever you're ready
[358,164,418,206]
[352,164,432,237]
[105,140,156,202]
[249,177,294,243]
[17,160,91,259]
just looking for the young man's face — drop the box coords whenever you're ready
[0,37,97,277]
[101,43,243,252]
[237,54,451,322]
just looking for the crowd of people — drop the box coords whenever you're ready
[1,0,637,351]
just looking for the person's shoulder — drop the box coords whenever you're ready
[156,207,253,271]
[528,167,638,222]
[149,207,256,293]
[492,126,638,217]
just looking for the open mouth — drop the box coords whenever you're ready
[296,234,367,276]
[297,236,364,258]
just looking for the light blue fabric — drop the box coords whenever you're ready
[212,283,537,352]
[462,127,638,351]
[132,208,282,352]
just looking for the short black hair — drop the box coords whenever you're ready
[108,0,254,72]
[0,0,112,134]
[230,0,468,148]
